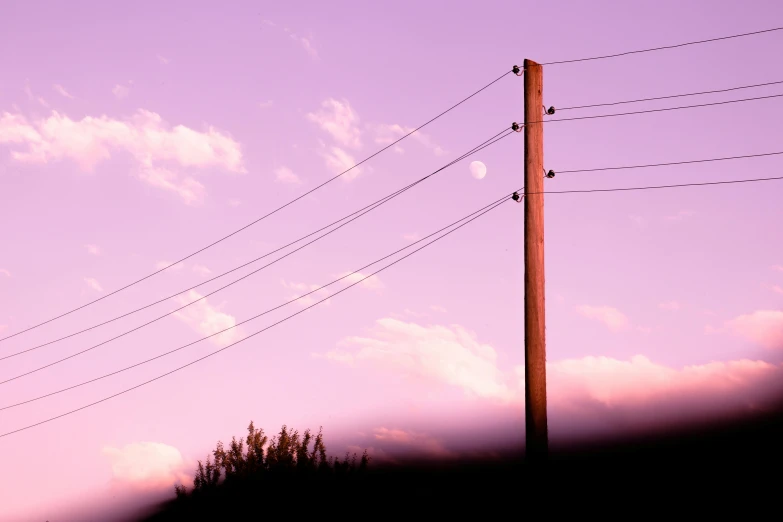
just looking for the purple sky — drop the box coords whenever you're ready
[2,1,783,519]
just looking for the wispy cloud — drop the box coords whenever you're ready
[0,268,10,277]
[772,265,783,273]
[274,166,302,185]
[280,279,332,307]
[334,271,384,291]
[292,34,318,59]
[112,84,130,99]
[576,305,630,332]
[430,305,447,313]
[155,260,184,271]
[192,264,212,277]
[173,290,238,346]
[629,215,646,227]
[53,84,74,99]
[85,244,101,256]
[228,199,241,207]
[318,143,362,181]
[664,210,696,222]
[259,100,274,109]
[25,81,48,107]
[84,277,103,292]
[0,108,244,204]
[659,301,681,311]
[369,123,445,155]
[402,233,421,242]
[157,54,170,65]
[307,99,362,149]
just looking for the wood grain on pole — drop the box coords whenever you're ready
[523,59,548,463]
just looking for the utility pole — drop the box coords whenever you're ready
[523,59,548,464]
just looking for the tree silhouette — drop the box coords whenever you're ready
[170,421,370,508]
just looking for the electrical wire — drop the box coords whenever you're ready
[557,150,783,173]
[540,26,783,65]
[0,128,512,362]
[524,175,783,195]
[534,92,783,125]
[0,189,520,413]
[0,69,515,344]
[0,189,517,438]
[557,79,783,111]
[0,130,515,384]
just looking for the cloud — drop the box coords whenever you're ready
[725,310,783,350]
[335,271,384,291]
[274,166,302,185]
[192,264,212,276]
[469,161,487,180]
[157,54,170,65]
[629,215,646,227]
[664,210,696,222]
[25,81,49,107]
[307,99,362,149]
[319,144,362,181]
[280,279,332,307]
[296,36,318,59]
[112,84,130,99]
[402,233,420,242]
[659,301,681,311]
[371,427,452,458]
[84,277,103,292]
[0,268,10,277]
[138,160,206,205]
[262,19,276,27]
[155,260,184,271]
[321,318,514,401]
[173,290,239,346]
[772,265,783,273]
[773,286,783,295]
[0,108,244,204]
[320,315,783,436]
[228,199,241,207]
[575,305,630,332]
[102,442,191,490]
[430,305,447,313]
[53,84,74,99]
[537,355,783,418]
[259,100,274,109]
[369,123,445,155]
[86,244,101,255]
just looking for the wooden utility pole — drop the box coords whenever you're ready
[523,59,548,464]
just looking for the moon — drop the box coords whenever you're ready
[469,161,487,180]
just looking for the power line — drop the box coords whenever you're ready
[541,26,783,65]
[7,172,782,411]
[0,129,512,362]
[557,150,783,174]
[0,189,516,438]
[525,175,783,195]
[0,189,520,413]
[537,92,783,125]
[557,79,783,111]
[0,130,515,384]
[0,70,514,344]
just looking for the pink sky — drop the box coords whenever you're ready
[2,1,783,519]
